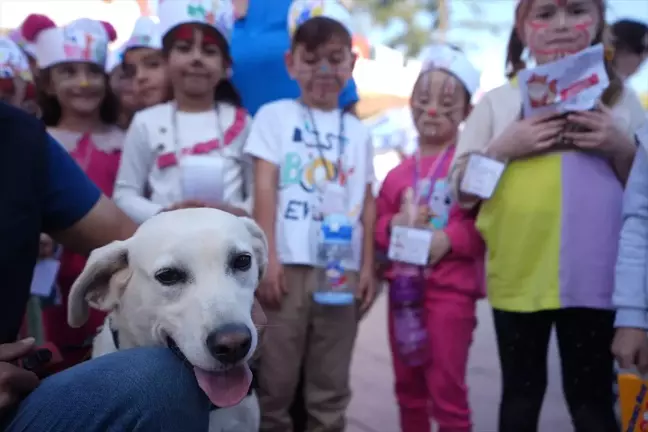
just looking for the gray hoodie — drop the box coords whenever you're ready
[615,144,648,329]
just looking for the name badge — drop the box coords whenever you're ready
[321,183,346,215]
[388,226,433,266]
[459,153,506,199]
[180,156,225,204]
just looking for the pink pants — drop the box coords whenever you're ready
[388,292,477,432]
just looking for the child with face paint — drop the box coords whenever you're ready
[0,36,38,116]
[375,45,483,432]
[114,0,251,223]
[245,1,376,430]
[106,47,138,129]
[120,16,171,111]
[450,0,647,430]
[22,14,122,371]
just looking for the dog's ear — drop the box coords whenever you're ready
[67,240,132,328]
[239,217,268,281]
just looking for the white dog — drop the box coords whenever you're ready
[67,208,266,432]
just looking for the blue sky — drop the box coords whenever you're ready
[366,0,648,93]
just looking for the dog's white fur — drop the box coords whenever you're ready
[67,208,267,432]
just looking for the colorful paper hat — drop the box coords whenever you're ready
[124,16,162,53]
[158,0,235,41]
[22,14,117,69]
[288,0,353,37]
[8,28,37,60]
[105,46,123,74]
[0,37,33,82]
[419,44,481,96]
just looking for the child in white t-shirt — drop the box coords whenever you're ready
[244,3,376,431]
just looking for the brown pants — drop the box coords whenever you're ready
[258,265,359,432]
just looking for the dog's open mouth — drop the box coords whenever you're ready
[193,364,253,407]
[166,337,252,407]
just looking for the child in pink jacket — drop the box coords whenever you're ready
[375,45,484,432]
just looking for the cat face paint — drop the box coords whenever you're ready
[410,69,466,140]
[522,0,600,64]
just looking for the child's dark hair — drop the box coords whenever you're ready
[505,0,623,106]
[162,24,242,108]
[291,16,352,52]
[610,19,648,55]
[37,67,119,127]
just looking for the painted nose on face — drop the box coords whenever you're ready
[205,323,252,365]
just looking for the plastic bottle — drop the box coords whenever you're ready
[389,263,428,366]
[314,213,355,305]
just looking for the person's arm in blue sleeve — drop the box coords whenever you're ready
[339,78,359,112]
[44,135,137,254]
[614,145,648,329]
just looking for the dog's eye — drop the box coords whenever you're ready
[231,253,252,271]
[154,268,187,285]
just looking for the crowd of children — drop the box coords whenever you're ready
[1,0,647,431]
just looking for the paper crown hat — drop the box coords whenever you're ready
[22,14,117,69]
[288,0,353,37]
[158,0,235,41]
[419,44,481,96]
[124,16,162,53]
[0,37,34,82]
[105,45,123,74]
[8,28,36,60]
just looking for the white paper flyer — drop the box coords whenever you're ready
[518,44,609,118]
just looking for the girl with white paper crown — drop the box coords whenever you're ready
[449,0,647,430]
[0,36,38,116]
[113,0,252,223]
[375,45,484,432]
[21,14,123,372]
[106,46,138,129]
[120,16,171,110]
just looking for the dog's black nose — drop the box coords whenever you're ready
[206,323,252,365]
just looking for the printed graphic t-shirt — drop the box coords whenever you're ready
[244,99,374,270]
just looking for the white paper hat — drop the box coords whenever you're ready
[8,29,36,60]
[158,0,234,41]
[419,44,481,96]
[288,0,353,37]
[22,15,117,70]
[0,37,33,82]
[124,16,162,53]
[105,46,123,74]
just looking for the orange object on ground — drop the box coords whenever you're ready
[618,373,648,431]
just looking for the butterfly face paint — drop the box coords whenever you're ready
[410,69,467,141]
[522,0,600,64]
[289,36,354,109]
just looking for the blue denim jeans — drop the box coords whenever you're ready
[3,347,211,431]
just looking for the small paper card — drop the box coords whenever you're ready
[180,156,225,204]
[518,44,608,118]
[459,153,506,199]
[321,183,347,215]
[388,226,433,266]
[30,259,60,297]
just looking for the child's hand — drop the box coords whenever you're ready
[612,327,648,374]
[564,102,633,156]
[488,112,565,160]
[356,266,377,317]
[428,231,451,266]
[257,255,286,309]
[391,206,431,229]
[39,234,55,259]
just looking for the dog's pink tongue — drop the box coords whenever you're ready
[193,364,252,407]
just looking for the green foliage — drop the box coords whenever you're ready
[353,0,503,57]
